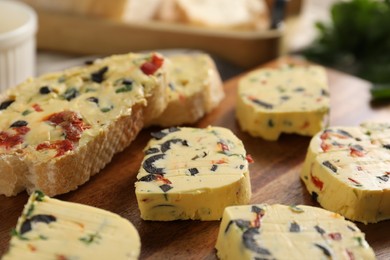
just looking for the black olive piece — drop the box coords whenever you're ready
[91,66,108,83]
[251,206,263,214]
[161,138,188,153]
[188,168,199,176]
[122,79,133,85]
[20,214,56,234]
[159,184,172,193]
[10,120,28,128]
[85,60,95,65]
[280,95,290,100]
[143,154,165,174]
[86,97,99,104]
[289,222,300,232]
[311,192,319,202]
[210,165,218,171]
[243,228,272,255]
[63,88,79,101]
[139,174,157,182]
[351,144,364,151]
[150,127,180,140]
[336,129,353,138]
[314,244,331,257]
[314,225,326,235]
[239,165,244,170]
[225,219,251,233]
[251,98,273,109]
[377,175,389,182]
[294,87,305,92]
[0,100,14,110]
[145,147,160,155]
[347,225,356,232]
[321,89,330,96]
[39,86,51,94]
[383,144,390,150]
[322,161,337,173]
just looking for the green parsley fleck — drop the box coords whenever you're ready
[79,233,102,245]
[100,107,112,113]
[11,229,28,241]
[34,190,45,201]
[22,110,32,116]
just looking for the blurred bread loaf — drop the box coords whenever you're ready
[21,0,269,30]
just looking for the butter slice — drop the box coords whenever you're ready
[216,204,375,260]
[150,53,224,127]
[135,126,251,221]
[236,65,329,140]
[3,191,140,259]
[301,123,390,223]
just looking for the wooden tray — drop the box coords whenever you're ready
[1,57,389,259]
[35,10,282,69]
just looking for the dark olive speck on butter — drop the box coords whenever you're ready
[0,100,15,110]
[39,86,51,94]
[10,120,28,128]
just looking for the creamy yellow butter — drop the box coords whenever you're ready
[135,126,252,221]
[150,53,224,127]
[216,204,375,260]
[3,191,141,260]
[301,123,390,223]
[236,65,329,140]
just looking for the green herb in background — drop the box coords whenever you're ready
[302,0,390,100]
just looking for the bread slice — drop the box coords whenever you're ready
[0,52,167,197]
[149,53,224,127]
[173,0,269,30]
[21,0,162,21]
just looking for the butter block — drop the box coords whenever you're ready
[135,126,252,221]
[216,204,375,260]
[236,65,330,140]
[150,53,224,127]
[301,123,390,223]
[3,191,141,259]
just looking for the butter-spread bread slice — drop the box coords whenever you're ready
[0,52,167,197]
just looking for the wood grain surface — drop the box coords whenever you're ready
[0,57,389,259]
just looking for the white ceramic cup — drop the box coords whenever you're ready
[0,0,37,93]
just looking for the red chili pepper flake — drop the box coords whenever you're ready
[320,141,331,152]
[346,249,355,260]
[348,177,362,186]
[32,103,43,112]
[36,140,74,157]
[246,154,254,163]
[301,121,310,129]
[217,142,229,152]
[328,232,342,241]
[251,206,264,228]
[155,174,172,184]
[140,54,164,75]
[350,146,365,157]
[27,243,37,252]
[212,158,228,164]
[311,173,324,191]
[44,111,90,142]
[56,255,68,260]
[0,126,30,149]
[15,126,30,135]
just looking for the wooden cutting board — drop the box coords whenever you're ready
[0,57,389,259]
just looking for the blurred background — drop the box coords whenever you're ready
[2,0,390,99]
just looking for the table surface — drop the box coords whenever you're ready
[0,56,389,259]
